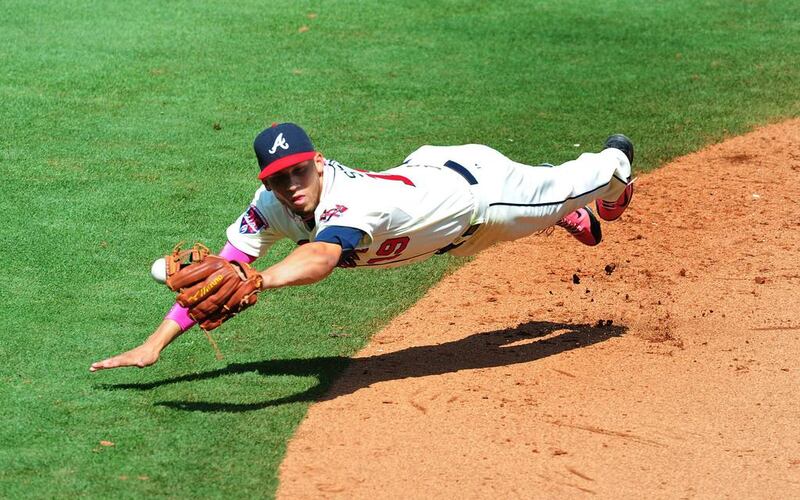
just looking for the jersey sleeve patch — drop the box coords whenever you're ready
[319,204,348,223]
[239,205,269,234]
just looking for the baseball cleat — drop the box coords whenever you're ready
[557,206,602,246]
[597,133,634,221]
[596,181,634,221]
[604,133,634,165]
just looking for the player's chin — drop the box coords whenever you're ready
[286,203,312,218]
[296,198,318,216]
[278,196,303,212]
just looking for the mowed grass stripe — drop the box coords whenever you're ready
[1,0,798,497]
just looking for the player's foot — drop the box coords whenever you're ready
[557,207,602,246]
[604,133,634,165]
[597,134,634,221]
[597,182,634,221]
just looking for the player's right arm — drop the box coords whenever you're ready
[260,241,342,289]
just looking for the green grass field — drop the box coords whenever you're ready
[2,0,798,497]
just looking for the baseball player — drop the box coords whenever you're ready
[90,123,633,371]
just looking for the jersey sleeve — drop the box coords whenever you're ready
[315,226,366,251]
[314,200,382,248]
[225,196,283,258]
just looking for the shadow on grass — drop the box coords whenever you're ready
[100,320,625,412]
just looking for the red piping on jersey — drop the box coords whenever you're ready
[366,173,415,186]
[353,168,415,186]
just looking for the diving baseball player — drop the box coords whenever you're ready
[90,123,633,371]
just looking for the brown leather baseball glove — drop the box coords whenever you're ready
[165,242,262,331]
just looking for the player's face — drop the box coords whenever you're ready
[263,155,325,217]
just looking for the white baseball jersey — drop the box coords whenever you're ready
[226,158,479,268]
[227,145,631,267]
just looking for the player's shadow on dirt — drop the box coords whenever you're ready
[102,320,625,412]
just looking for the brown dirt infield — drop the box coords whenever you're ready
[278,120,800,498]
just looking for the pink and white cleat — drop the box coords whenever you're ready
[597,134,635,221]
[557,206,602,246]
[596,181,634,222]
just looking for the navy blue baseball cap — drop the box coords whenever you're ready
[254,123,317,180]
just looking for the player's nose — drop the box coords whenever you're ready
[288,176,303,191]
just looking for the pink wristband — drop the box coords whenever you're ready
[219,241,257,264]
[165,302,196,331]
[163,241,257,331]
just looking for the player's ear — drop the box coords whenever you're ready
[262,180,272,191]
[314,153,325,175]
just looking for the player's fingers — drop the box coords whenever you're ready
[89,357,120,372]
[89,354,133,371]
[89,351,151,372]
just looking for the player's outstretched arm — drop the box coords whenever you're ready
[89,318,183,372]
[260,241,342,290]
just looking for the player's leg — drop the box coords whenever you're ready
[595,134,635,221]
[514,136,633,244]
[475,139,632,243]
[510,150,630,213]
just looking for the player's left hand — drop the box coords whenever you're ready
[166,243,263,331]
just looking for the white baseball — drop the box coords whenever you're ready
[151,257,167,283]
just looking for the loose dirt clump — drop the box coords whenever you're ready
[279,119,800,499]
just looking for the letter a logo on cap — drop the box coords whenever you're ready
[255,123,317,180]
[268,133,290,154]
